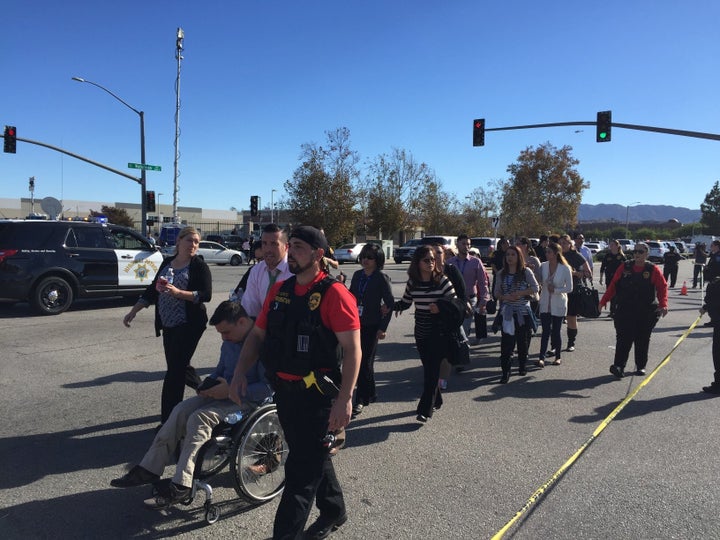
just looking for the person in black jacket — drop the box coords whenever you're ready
[662,245,683,288]
[701,276,720,394]
[348,243,394,416]
[123,226,213,424]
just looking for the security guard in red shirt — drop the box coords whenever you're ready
[230,226,361,539]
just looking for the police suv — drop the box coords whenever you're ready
[0,220,163,314]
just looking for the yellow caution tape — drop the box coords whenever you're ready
[491,314,704,540]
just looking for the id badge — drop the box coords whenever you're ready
[357,304,364,317]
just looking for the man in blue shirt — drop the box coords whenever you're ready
[111,301,272,508]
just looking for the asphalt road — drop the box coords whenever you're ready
[1,259,719,539]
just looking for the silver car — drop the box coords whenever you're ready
[162,241,247,265]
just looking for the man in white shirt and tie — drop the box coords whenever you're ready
[241,224,292,318]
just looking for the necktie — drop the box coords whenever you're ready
[267,269,278,293]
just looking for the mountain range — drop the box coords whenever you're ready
[578,204,701,224]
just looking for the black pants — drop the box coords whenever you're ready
[356,324,380,404]
[612,308,659,371]
[712,324,720,384]
[272,388,345,539]
[500,314,532,374]
[663,265,679,288]
[160,323,205,423]
[415,336,446,417]
[539,313,563,358]
[693,264,704,288]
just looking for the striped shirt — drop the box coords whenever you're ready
[395,276,456,338]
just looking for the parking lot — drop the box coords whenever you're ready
[2,260,720,539]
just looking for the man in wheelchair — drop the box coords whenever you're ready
[111,300,273,508]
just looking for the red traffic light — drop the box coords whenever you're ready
[473,118,485,147]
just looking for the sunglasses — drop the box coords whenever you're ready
[422,257,435,263]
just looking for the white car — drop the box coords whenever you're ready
[646,241,668,263]
[584,242,601,254]
[162,241,248,265]
[335,243,366,264]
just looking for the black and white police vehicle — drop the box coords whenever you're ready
[0,220,164,314]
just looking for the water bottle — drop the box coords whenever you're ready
[224,411,243,424]
[167,267,174,285]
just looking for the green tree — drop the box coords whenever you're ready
[462,182,502,236]
[284,127,360,245]
[417,179,462,234]
[500,143,589,237]
[362,148,435,239]
[91,206,134,228]
[700,180,720,234]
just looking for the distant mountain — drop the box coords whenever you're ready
[578,204,701,224]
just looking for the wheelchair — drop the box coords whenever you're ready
[157,400,288,524]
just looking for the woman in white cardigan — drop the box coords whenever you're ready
[537,242,574,366]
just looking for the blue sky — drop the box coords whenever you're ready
[2,1,719,215]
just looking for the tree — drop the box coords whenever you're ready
[700,181,720,234]
[362,148,435,239]
[91,206,134,227]
[417,179,462,234]
[284,127,360,245]
[462,182,503,236]
[500,142,588,237]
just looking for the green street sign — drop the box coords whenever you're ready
[128,162,162,171]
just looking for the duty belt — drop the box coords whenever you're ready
[274,370,339,398]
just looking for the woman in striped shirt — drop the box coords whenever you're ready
[394,245,457,422]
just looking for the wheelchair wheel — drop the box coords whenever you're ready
[195,429,234,480]
[229,404,288,503]
[204,502,221,524]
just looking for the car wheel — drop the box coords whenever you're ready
[394,258,402,264]
[32,276,74,315]
[230,255,242,266]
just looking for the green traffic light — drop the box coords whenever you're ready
[599,132,607,139]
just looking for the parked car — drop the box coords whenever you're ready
[335,243,366,264]
[162,240,247,265]
[646,241,668,263]
[205,234,245,251]
[394,238,424,263]
[616,239,635,252]
[470,237,499,265]
[0,219,163,314]
[584,242,601,254]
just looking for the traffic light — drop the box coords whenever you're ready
[472,119,485,147]
[4,125,17,153]
[250,195,259,217]
[596,111,612,142]
[146,190,156,212]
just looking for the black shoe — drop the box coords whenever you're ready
[143,482,192,509]
[110,465,160,488]
[304,512,348,539]
[519,367,527,376]
[704,321,715,327]
[499,374,509,384]
[416,414,428,423]
[703,384,720,395]
[351,403,363,417]
[636,368,646,376]
[609,365,624,379]
[566,344,576,352]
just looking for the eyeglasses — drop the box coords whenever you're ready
[633,249,647,254]
[422,257,435,264]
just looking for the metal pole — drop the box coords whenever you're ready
[140,111,147,236]
[173,28,184,223]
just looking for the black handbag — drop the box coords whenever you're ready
[448,333,470,366]
[485,298,497,315]
[576,284,601,318]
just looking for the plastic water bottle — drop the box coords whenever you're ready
[167,267,174,285]
[224,411,244,424]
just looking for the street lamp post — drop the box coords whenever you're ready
[625,201,642,236]
[157,192,163,226]
[72,77,148,236]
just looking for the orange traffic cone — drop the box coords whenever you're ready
[680,281,688,295]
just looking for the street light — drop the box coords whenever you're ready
[72,76,148,236]
[157,192,164,225]
[271,189,277,224]
[625,201,642,236]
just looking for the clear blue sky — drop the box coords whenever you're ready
[2,1,719,215]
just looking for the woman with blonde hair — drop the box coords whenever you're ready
[123,226,213,425]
